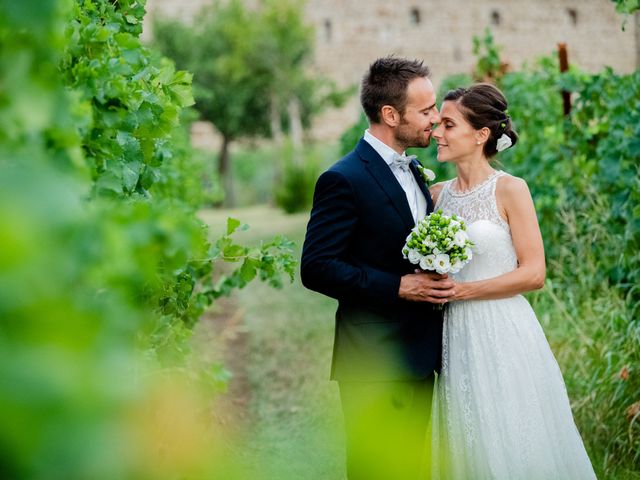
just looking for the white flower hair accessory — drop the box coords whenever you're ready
[496,133,512,152]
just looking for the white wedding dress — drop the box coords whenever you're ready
[430,171,596,479]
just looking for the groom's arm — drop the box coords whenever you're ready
[301,169,401,306]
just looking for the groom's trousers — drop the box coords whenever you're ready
[339,378,433,480]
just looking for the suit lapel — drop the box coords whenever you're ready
[356,139,415,229]
[409,160,435,214]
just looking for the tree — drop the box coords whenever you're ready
[255,0,310,162]
[154,0,270,205]
[152,0,349,206]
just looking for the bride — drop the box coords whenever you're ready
[427,83,596,479]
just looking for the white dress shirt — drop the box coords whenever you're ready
[363,129,427,223]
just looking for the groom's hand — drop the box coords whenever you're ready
[398,272,455,303]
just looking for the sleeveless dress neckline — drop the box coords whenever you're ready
[436,170,510,234]
[447,169,502,197]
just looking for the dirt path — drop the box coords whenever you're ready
[195,297,252,434]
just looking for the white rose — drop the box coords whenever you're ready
[464,247,473,261]
[432,246,440,255]
[450,257,463,273]
[453,230,469,248]
[423,168,436,181]
[417,165,436,182]
[434,253,451,274]
[420,254,436,270]
[496,133,513,152]
[407,249,422,264]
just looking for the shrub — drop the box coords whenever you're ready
[275,142,321,214]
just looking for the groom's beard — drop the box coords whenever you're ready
[395,115,432,150]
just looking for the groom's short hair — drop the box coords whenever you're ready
[361,56,431,124]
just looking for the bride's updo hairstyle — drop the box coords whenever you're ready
[444,83,518,158]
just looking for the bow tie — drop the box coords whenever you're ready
[392,153,416,172]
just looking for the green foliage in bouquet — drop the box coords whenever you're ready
[403,210,473,274]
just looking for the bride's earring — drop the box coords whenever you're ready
[476,141,481,145]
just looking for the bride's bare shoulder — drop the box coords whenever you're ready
[496,173,530,199]
[495,173,535,225]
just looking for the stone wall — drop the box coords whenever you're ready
[145,0,638,142]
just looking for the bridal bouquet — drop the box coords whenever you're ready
[402,210,474,274]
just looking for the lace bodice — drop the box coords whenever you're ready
[435,170,517,282]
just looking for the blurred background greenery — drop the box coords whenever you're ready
[0,0,638,478]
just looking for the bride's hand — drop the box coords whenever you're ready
[446,279,475,302]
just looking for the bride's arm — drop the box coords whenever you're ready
[450,176,546,301]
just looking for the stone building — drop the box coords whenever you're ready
[145,0,639,142]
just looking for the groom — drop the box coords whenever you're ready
[301,57,454,480]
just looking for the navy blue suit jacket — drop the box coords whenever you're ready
[301,138,443,381]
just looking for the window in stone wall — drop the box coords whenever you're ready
[410,7,421,25]
[567,8,578,26]
[324,19,332,42]
[490,9,501,26]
